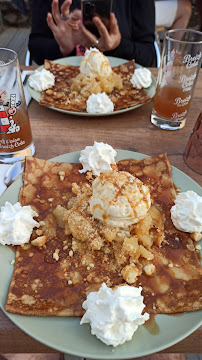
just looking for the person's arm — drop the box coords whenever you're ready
[29,34,64,65]
[105,0,156,67]
[28,0,62,64]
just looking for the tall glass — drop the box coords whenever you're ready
[151,29,202,130]
[0,48,35,163]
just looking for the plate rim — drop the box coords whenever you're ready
[0,149,201,359]
[27,56,156,117]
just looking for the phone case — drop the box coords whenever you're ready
[82,0,113,38]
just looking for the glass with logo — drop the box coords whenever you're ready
[151,29,202,130]
[0,48,35,163]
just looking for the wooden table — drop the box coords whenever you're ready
[0,68,201,354]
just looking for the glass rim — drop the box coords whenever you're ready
[165,29,202,44]
[0,48,18,67]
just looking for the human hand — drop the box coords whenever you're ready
[47,0,82,56]
[79,13,121,52]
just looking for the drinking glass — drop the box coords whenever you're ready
[151,29,202,130]
[0,48,35,163]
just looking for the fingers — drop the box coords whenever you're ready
[68,10,81,30]
[93,16,109,39]
[71,9,82,21]
[68,20,80,30]
[90,13,121,52]
[79,23,97,49]
[51,0,61,25]
[109,13,119,35]
[47,12,57,33]
[61,0,72,17]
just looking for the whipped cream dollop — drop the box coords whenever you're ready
[86,92,114,114]
[28,68,55,92]
[80,48,112,77]
[80,283,149,347]
[0,201,39,246]
[171,191,202,233]
[79,141,117,176]
[90,170,151,228]
[130,68,152,89]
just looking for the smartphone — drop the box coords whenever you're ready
[81,0,113,38]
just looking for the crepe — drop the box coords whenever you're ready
[6,154,202,316]
[39,59,151,112]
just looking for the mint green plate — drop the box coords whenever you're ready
[27,56,156,116]
[0,150,201,359]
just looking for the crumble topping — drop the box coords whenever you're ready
[60,173,164,284]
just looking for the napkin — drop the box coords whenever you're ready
[0,164,11,196]
[21,70,32,106]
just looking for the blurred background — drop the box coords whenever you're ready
[0,0,201,65]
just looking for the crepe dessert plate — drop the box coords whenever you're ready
[27,56,156,116]
[0,150,201,359]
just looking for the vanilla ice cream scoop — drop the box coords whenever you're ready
[80,48,112,77]
[90,170,151,228]
[80,283,149,347]
[130,68,152,89]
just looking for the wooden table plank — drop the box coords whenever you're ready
[0,67,201,354]
[0,26,16,45]
[0,26,30,64]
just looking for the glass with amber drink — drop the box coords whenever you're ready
[151,29,202,130]
[0,48,35,163]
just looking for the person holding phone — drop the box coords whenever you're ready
[28,0,156,67]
